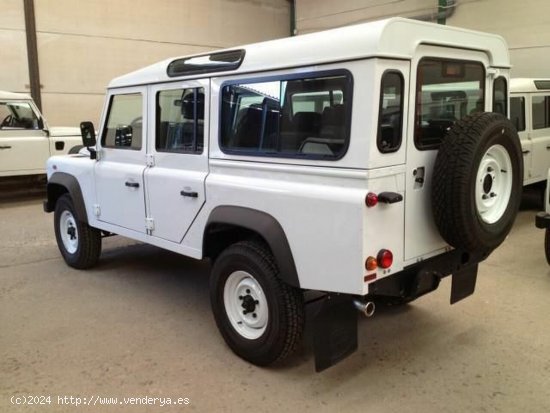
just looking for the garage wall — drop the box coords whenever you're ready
[0,0,30,94]
[1,0,290,126]
[296,0,550,78]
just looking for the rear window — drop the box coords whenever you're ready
[377,71,404,153]
[510,97,525,132]
[532,95,550,130]
[415,58,485,150]
[493,77,507,116]
[220,72,352,159]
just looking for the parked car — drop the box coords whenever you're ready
[0,91,81,179]
[43,18,523,371]
[509,79,550,191]
[535,168,550,264]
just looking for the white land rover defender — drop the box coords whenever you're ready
[44,18,523,371]
[0,91,81,179]
[535,168,550,264]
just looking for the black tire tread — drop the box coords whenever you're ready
[211,240,304,366]
[54,194,101,269]
[432,112,522,252]
[545,228,550,266]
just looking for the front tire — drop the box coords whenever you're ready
[210,240,304,366]
[54,194,101,269]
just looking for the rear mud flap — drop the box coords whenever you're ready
[450,264,478,304]
[310,295,358,372]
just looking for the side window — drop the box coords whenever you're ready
[220,72,351,159]
[532,95,550,130]
[377,71,404,153]
[102,93,143,150]
[156,87,204,153]
[0,101,40,130]
[510,97,525,132]
[415,58,485,150]
[493,77,507,115]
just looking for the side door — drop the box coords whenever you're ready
[144,80,208,243]
[404,46,491,260]
[509,94,531,183]
[529,93,550,183]
[0,99,49,176]
[94,88,147,233]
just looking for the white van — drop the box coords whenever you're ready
[510,79,550,187]
[44,18,523,371]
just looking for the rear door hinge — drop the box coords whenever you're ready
[146,154,155,167]
[93,204,101,217]
[145,217,155,233]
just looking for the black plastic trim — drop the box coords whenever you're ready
[167,49,245,78]
[205,206,300,288]
[535,212,550,229]
[44,172,88,223]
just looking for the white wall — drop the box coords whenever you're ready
[296,0,550,78]
[1,0,290,126]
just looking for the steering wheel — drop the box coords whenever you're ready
[0,115,13,128]
[130,116,142,128]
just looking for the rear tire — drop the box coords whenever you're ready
[210,240,304,366]
[54,194,101,269]
[432,112,523,252]
[545,228,550,265]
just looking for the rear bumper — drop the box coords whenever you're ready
[535,212,550,229]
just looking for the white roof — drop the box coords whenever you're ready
[109,17,510,89]
[510,78,550,93]
[0,90,32,100]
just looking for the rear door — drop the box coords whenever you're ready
[144,79,208,243]
[404,46,490,260]
[529,93,550,183]
[510,94,531,183]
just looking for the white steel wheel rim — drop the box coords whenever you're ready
[60,210,79,254]
[475,144,513,224]
[223,270,268,340]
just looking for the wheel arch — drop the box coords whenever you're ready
[44,172,89,224]
[204,206,300,288]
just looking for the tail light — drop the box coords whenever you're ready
[377,249,393,269]
[365,192,378,207]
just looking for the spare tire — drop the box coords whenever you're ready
[432,112,523,252]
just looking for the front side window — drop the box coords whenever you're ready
[156,87,204,153]
[532,95,550,130]
[493,77,507,115]
[510,97,525,132]
[415,58,485,150]
[220,72,351,159]
[102,93,142,150]
[0,101,40,130]
[377,71,404,153]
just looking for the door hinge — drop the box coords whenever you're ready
[146,154,155,167]
[145,217,155,232]
[93,204,101,217]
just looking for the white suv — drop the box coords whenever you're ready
[43,18,524,371]
[0,91,81,179]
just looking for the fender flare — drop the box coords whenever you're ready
[205,206,300,288]
[44,172,89,223]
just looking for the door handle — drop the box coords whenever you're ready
[0,145,11,149]
[125,181,140,188]
[546,145,550,150]
[180,190,198,198]
[522,150,530,155]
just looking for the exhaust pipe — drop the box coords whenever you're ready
[353,299,375,317]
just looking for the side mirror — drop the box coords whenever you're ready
[80,121,96,147]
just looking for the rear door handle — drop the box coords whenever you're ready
[125,181,139,188]
[180,190,198,198]
[0,145,11,149]
[522,150,530,155]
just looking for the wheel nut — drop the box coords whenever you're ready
[239,295,243,300]
[253,313,257,318]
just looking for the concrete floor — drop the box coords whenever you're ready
[1,190,549,413]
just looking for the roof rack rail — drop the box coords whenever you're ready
[167,49,245,78]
